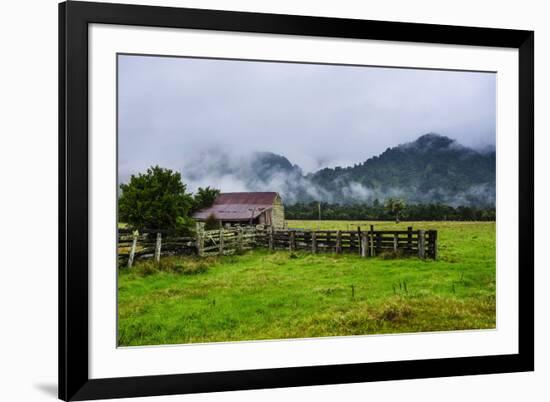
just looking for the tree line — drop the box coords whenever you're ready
[285,201,496,221]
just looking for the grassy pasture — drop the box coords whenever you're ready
[118,220,495,346]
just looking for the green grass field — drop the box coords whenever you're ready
[118,220,495,346]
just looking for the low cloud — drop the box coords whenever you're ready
[118,55,496,177]
[170,149,495,206]
[117,55,496,207]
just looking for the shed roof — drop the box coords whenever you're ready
[213,192,279,205]
[193,192,279,221]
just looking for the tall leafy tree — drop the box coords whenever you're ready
[384,198,406,223]
[192,186,220,212]
[385,198,405,223]
[119,166,194,231]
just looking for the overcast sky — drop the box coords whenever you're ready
[118,54,496,183]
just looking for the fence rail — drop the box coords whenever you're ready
[197,227,266,257]
[118,225,437,267]
[266,226,437,259]
[118,229,196,267]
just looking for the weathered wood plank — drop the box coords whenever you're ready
[154,232,162,263]
[370,225,375,257]
[361,233,367,258]
[127,231,138,268]
[418,230,425,258]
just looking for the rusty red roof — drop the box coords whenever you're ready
[213,192,279,205]
[193,192,279,221]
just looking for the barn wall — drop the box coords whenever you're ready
[258,212,269,225]
[271,195,285,228]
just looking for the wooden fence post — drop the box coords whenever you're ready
[369,225,375,256]
[418,230,425,259]
[289,231,295,252]
[154,232,162,263]
[361,233,367,258]
[196,227,204,257]
[269,227,274,251]
[357,227,362,255]
[219,228,224,256]
[393,233,398,253]
[312,231,317,254]
[407,226,413,252]
[201,230,205,257]
[127,230,138,268]
[336,230,342,254]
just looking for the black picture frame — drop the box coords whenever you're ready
[59,1,534,400]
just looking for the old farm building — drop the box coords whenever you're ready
[193,192,285,228]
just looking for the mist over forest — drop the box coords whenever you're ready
[181,133,495,207]
[118,55,497,209]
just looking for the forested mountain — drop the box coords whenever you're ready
[307,133,495,206]
[184,133,495,207]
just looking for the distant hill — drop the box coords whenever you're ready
[183,133,495,207]
[307,133,495,206]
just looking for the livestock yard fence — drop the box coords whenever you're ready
[119,225,437,267]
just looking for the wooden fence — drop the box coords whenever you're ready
[118,228,196,267]
[196,226,268,257]
[119,225,437,267]
[266,226,437,259]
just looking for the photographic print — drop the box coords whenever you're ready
[116,54,496,347]
[59,4,533,399]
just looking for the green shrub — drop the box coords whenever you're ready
[204,213,220,231]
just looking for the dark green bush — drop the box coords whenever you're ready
[204,213,220,231]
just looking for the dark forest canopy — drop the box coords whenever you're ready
[285,201,495,221]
